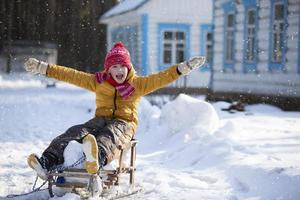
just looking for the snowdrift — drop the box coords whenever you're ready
[136,95,300,200]
[1,79,300,200]
[160,94,219,136]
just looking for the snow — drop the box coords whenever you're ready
[160,94,219,136]
[1,75,300,200]
[0,73,44,89]
[63,141,85,169]
[101,0,148,19]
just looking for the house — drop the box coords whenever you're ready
[99,0,212,90]
[211,0,300,108]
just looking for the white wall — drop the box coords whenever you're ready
[138,0,212,88]
[212,0,300,97]
[101,0,213,88]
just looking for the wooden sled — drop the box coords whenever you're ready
[47,139,138,199]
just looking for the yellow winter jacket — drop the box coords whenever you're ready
[47,64,181,132]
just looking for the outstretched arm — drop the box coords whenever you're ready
[135,65,179,96]
[24,58,96,92]
[135,56,206,96]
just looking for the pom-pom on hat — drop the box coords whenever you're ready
[104,42,132,71]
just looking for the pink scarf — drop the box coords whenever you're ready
[95,71,135,99]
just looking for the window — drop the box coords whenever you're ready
[225,13,235,64]
[272,4,284,62]
[158,23,190,70]
[222,1,236,71]
[242,0,258,73]
[245,9,256,63]
[162,31,186,65]
[111,26,140,73]
[269,0,287,71]
[206,32,213,66]
[200,24,213,71]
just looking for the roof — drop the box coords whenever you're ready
[101,0,149,20]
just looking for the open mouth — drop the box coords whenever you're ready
[116,74,124,80]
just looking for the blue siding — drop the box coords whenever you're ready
[298,10,300,74]
[210,0,216,90]
[222,1,237,71]
[268,0,288,71]
[242,0,257,7]
[242,0,258,73]
[141,14,149,75]
[200,24,213,72]
[223,1,236,11]
[157,23,191,70]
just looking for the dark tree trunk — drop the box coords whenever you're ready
[0,0,119,73]
[6,1,14,73]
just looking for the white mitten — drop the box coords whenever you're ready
[177,56,206,75]
[24,58,48,75]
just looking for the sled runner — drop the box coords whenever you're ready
[47,139,138,199]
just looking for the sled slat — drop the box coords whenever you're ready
[47,139,138,198]
[49,172,92,178]
[55,182,87,188]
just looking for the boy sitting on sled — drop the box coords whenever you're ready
[25,42,205,179]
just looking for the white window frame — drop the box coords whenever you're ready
[245,8,256,63]
[162,30,186,65]
[271,2,285,63]
[206,32,213,66]
[225,12,235,63]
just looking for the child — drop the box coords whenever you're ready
[24,42,205,180]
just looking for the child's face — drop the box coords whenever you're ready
[108,64,128,84]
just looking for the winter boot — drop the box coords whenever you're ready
[27,154,48,180]
[82,134,99,174]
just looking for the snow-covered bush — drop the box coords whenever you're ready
[160,94,219,136]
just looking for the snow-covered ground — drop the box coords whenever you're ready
[1,74,300,200]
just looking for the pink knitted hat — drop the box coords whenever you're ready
[104,42,132,71]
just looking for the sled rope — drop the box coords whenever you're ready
[51,154,86,172]
[5,155,86,198]
[6,175,48,198]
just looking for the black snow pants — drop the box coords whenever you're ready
[42,117,135,170]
